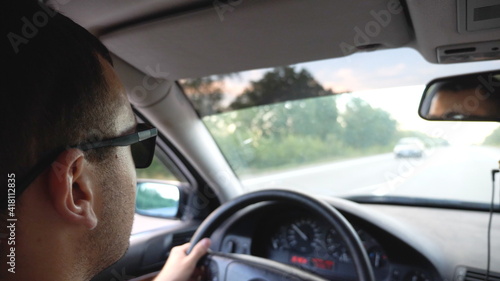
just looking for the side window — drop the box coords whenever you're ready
[136,155,179,181]
[135,149,185,183]
[132,148,187,234]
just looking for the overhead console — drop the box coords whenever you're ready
[406,0,500,63]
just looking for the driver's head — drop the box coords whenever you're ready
[1,1,137,280]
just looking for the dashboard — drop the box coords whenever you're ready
[211,203,440,281]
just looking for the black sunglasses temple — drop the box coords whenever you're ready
[16,124,157,197]
[16,149,64,198]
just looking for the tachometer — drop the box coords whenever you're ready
[404,271,431,281]
[326,228,351,263]
[359,229,390,280]
[368,246,388,268]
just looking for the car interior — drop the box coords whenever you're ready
[43,0,500,280]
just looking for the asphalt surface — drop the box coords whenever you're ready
[242,145,500,204]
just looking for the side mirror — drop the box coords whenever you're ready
[136,180,180,219]
[419,71,500,121]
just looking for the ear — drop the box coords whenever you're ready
[48,149,98,230]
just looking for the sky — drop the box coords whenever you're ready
[222,48,500,93]
[355,86,500,145]
[215,48,500,145]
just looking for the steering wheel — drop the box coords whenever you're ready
[188,189,375,281]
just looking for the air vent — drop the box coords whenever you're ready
[455,267,500,281]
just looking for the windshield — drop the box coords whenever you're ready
[181,48,500,208]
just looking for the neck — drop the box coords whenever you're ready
[0,234,87,281]
[0,214,89,281]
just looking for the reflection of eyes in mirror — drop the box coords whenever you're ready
[420,71,500,121]
[427,88,498,119]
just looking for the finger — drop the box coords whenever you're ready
[187,238,211,261]
[177,242,191,252]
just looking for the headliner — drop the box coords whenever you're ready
[53,0,500,79]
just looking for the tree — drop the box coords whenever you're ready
[230,66,334,109]
[136,187,177,209]
[483,127,500,146]
[290,97,340,140]
[230,66,340,140]
[341,97,397,149]
[182,76,225,116]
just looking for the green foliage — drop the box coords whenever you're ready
[187,66,440,177]
[230,66,336,110]
[341,98,397,149]
[182,76,225,116]
[483,127,500,146]
[204,95,396,176]
[136,156,179,181]
[136,186,177,210]
[249,135,333,169]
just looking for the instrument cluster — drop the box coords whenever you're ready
[263,216,391,280]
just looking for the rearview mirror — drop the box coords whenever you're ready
[136,180,180,219]
[419,71,500,121]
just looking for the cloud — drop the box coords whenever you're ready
[223,79,246,96]
[323,68,361,92]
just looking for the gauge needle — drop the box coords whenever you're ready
[292,224,308,241]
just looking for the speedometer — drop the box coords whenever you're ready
[286,218,322,253]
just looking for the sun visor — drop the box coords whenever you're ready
[101,0,412,79]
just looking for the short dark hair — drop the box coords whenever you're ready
[1,0,120,210]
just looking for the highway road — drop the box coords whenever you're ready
[132,145,500,234]
[242,145,500,204]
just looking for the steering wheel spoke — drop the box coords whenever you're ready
[201,252,328,281]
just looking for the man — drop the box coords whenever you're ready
[0,1,209,280]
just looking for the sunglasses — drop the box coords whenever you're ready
[16,123,157,198]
